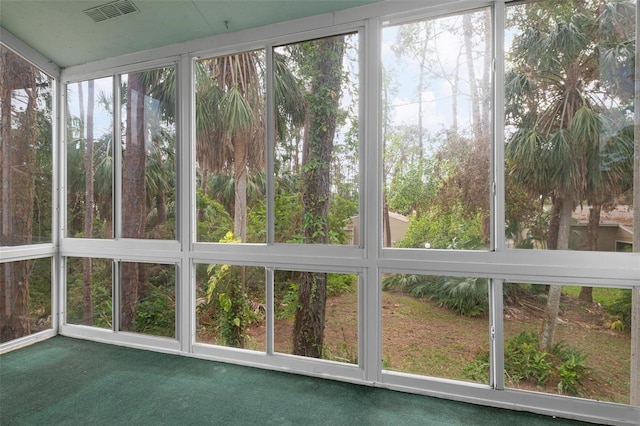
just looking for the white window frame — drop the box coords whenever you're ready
[1,1,638,424]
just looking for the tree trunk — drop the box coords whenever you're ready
[480,9,491,134]
[463,13,482,144]
[233,136,248,243]
[0,262,31,342]
[417,24,427,171]
[293,36,345,358]
[383,194,392,247]
[0,48,37,341]
[82,80,95,325]
[197,168,209,223]
[382,80,392,248]
[578,204,601,304]
[1,50,12,247]
[451,50,461,133]
[539,195,573,352]
[156,191,167,226]
[120,73,147,330]
[546,197,562,250]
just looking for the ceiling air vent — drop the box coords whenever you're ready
[84,0,139,23]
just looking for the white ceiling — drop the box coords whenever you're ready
[0,0,381,68]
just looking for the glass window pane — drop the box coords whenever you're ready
[66,257,112,329]
[273,33,359,245]
[504,283,631,403]
[504,0,636,252]
[274,270,358,364]
[195,51,266,243]
[119,262,175,338]
[382,273,489,384]
[196,264,265,351]
[0,258,52,343]
[1,45,53,246]
[66,77,113,238]
[121,67,176,240]
[382,9,492,250]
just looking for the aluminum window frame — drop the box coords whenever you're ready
[1,1,638,423]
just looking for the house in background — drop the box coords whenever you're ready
[570,206,634,252]
[345,212,408,247]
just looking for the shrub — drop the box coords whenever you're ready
[196,189,232,242]
[277,282,300,320]
[397,202,484,250]
[382,274,487,316]
[275,273,356,321]
[135,286,175,337]
[505,331,552,385]
[202,232,258,347]
[607,289,631,331]
[551,342,590,397]
[327,274,356,297]
[384,274,521,317]
[464,332,591,396]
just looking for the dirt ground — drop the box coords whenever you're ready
[237,288,630,403]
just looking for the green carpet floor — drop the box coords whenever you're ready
[1,336,587,425]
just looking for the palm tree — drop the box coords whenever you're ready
[196,50,305,243]
[505,0,635,351]
[196,52,264,243]
[193,51,305,347]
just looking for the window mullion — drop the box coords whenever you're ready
[363,17,383,384]
[492,0,506,252]
[113,74,122,240]
[266,46,275,245]
[489,278,505,390]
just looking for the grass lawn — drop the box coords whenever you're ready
[561,286,626,308]
[240,284,632,404]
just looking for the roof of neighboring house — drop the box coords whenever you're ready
[348,212,409,223]
[572,205,634,230]
[388,212,409,222]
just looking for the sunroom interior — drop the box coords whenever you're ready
[1,0,639,424]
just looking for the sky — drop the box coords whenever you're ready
[380,8,491,142]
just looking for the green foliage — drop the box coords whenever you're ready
[276,282,300,320]
[552,342,590,396]
[65,258,113,328]
[382,274,488,317]
[135,285,175,337]
[327,274,356,297]
[560,286,625,307]
[505,331,553,385]
[607,289,632,331]
[196,189,233,242]
[323,342,357,364]
[465,332,591,396]
[203,232,256,347]
[328,196,358,245]
[397,203,483,250]
[215,281,255,347]
[28,259,52,322]
[275,273,355,321]
[462,350,490,383]
[386,156,436,216]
